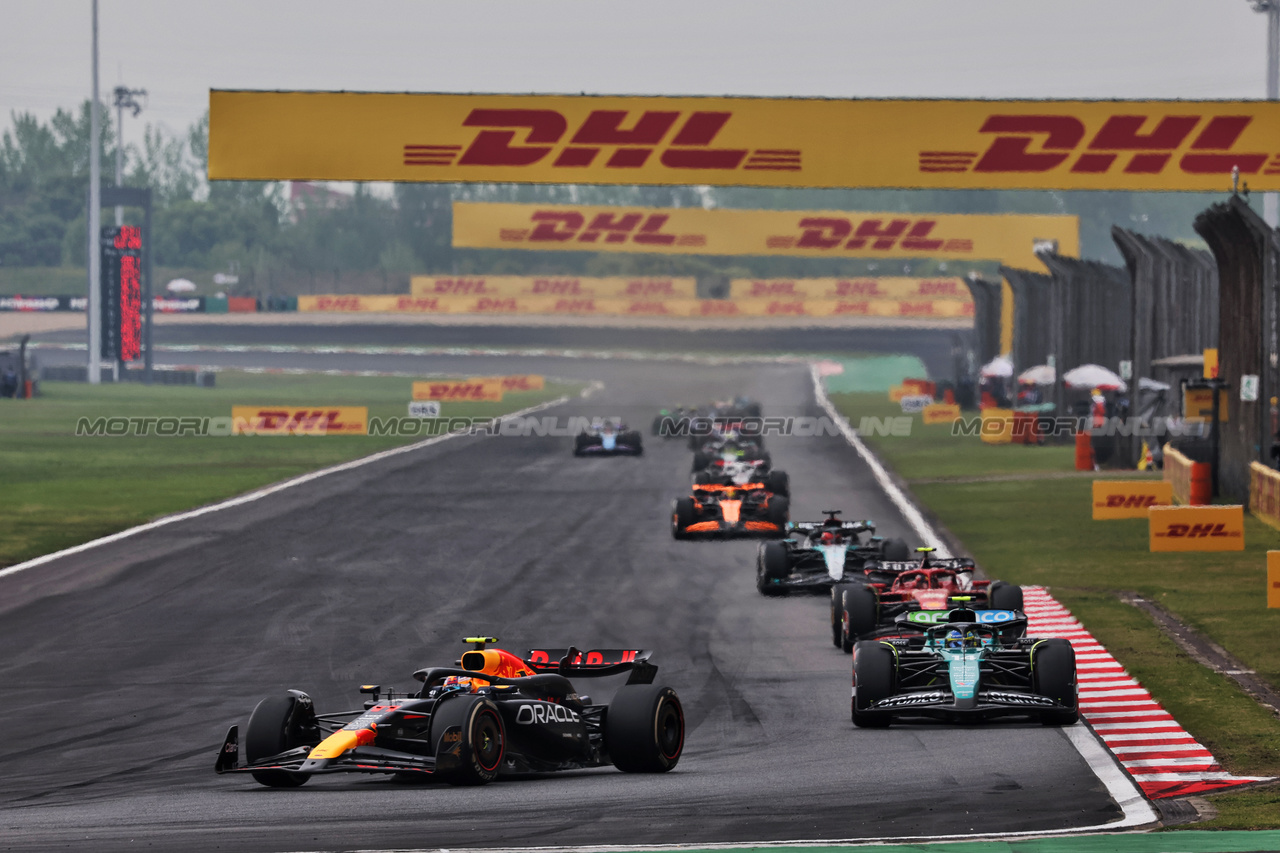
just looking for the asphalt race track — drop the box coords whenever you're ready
[0,342,1122,852]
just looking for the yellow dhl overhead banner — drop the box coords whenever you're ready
[730,277,971,301]
[209,91,1280,191]
[410,275,696,299]
[451,203,1078,270]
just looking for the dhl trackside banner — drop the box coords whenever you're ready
[208,91,1280,192]
[451,203,1077,270]
[726,299,974,318]
[471,375,546,392]
[413,380,504,402]
[410,275,696,299]
[231,406,368,435]
[1092,480,1174,520]
[730,278,971,302]
[1148,505,1245,552]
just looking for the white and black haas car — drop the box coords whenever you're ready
[756,511,910,597]
[215,639,683,787]
[574,418,643,457]
[851,608,1078,727]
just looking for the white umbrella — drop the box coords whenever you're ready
[1138,377,1171,392]
[166,278,197,293]
[1018,364,1056,385]
[1062,364,1127,392]
[979,356,1013,378]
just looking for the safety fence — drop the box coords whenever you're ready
[0,295,289,313]
[1249,462,1280,530]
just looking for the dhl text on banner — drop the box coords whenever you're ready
[413,380,504,402]
[452,202,1077,271]
[921,403,962,424]
[729,278,972,301]
[1148,505,1245,552]
[231,407,368,435]
[209,91,1280,192]
[470,375,545,392]
[410,275,696,299]
[1092,480,1174,520]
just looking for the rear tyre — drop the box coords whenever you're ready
[765,469,790,497]
[244,692,320,788]
[830,583,854,646]
[691,451,712,472]
[573,434,589,457]
[766,495,790,529]
[607,684,684,772]
[671,497,695,540]
[990,580,1024,612]
[852,641,895,727]
[841,584,878,653]
[1034,639,1079,726]
[881,538,910,561]
[693,471,712,485]
[622,431,644,455]
[432,695,506,784]
[757,541,790,596]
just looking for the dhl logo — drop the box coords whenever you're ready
[1099,494,1159,509]
[499,209,707,248]
[623,279,680,295]
[698,301,740,316]
[474,298,519,312]
[394,297,441,311]
[917,279,961,296]
[1158,523,1239,539]
[766,217,976,254]
[414,380,504,402]
[405,108,801,173]
[923,114,1280,177]
[531,278,587,294]
[626,301,670,314]
[231,407,368,435]
[833,301,871,315]
[834,279,882,296]
[419,278,492,294]
[315,295,362,311]
[471,375,545,392]
[746,281,801,296]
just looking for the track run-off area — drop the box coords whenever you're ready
[2,324,1260,852]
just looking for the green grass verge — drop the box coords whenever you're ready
[0,372,576,568]
[831,391,1280,828]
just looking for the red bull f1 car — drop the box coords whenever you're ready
[833,549,1023,652]
[852,608,1078,727]
[755,511,910,597]
[671,480,788,539]
[214,639,683,787]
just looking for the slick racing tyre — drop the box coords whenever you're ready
[841,584,878,653]
[622,431,644,455]
[852,641,895,728]
[245,691,321,787]
[573,434,589,457]
[606,684,684,772]
[672,497,696,540]
[765,469,790,497]
[691,451,712,472]
[881,537,911,561]
[990,580,1024,612]
[767,495,790,529]
[1033,639,1079,726]
[831,583,854,646]
[757,540,789,596]
[431,695,506,785]
[693,471,713,485]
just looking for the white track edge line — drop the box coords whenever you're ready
[0,393,576,581]
[807,363,1159,833]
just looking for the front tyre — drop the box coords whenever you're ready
[989,580,1024,612]
[852,641,895,728]
[606,684,684,772]
[244,691,320,788]
[881,538,911,561]
[432,695,506,785]
[841,584,878,653]
[1034,639,1079,726]
[672,497,695,539]
[757,540,789,596]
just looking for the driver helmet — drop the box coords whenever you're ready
[945,629,965,649]
[820,530,843,546]
[440,675,478,695]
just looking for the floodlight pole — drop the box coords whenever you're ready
[112,86,146,226]
[87,0,101,385]
[1254,1,1280,226]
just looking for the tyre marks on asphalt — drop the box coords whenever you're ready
[1022,587,1273,798]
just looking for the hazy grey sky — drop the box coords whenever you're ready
[1,0,1273,141]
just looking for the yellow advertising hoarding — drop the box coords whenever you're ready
[410,275,696,299]
[452,203,1077,271]
[729,277,971,301]
[231,406,368,435]
[472,375,546,392]
[922,403,962,424]
[210,91,1280,192]
[1269,551,1280,609]
[412,380,504,402]
[1091,480,1174,520]
[1148,505,1245,552]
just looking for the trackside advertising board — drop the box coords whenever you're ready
[452,203,1077,270]
[1092,480,1174,520]
[410,276,696,299]
[1148,505,1245,552]
[412,380,504,402]
[209,91,1280,192]
[231,407,368,435]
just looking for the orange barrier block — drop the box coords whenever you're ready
[1075,431,1094,471]
[1269,552,1280,609]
